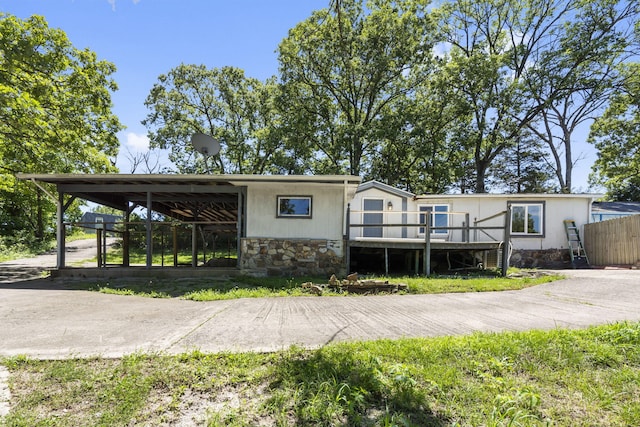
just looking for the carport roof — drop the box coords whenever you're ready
[17,173,361,226]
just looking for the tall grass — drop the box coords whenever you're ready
[3,322,639,426]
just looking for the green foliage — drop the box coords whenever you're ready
[143,65,284,174]
[0,13,123,240]
[589,62,640,200]
[277,0,437,177]
[435,0,638,193]
[3,322,639,425]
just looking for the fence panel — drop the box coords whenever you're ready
[584,215,640,266]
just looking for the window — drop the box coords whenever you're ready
[418,205,449,235]
[510,202,544,236]
[277,196,312,218]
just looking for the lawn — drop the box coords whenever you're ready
[2,321,639,426]
[73,270,562,301]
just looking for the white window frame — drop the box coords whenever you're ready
[417,204,449,236]
[509,202,545,236]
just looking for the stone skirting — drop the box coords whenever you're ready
[240,238,345,277]
[509,248,571,269]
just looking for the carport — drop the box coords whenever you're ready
[18,174,247,270]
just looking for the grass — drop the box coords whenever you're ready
[69,269,562,301]
[2,321,639,426]
[79,246,237,267]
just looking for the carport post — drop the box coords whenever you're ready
[123,203,130,267]
[191,209,199,268]
[146,191,152,269]
[424,213,431,276]
[57,191,66,268]
[501,207,512,277]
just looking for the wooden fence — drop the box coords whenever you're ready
[584,215,640,266]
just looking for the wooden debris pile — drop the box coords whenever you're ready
[302,273,408,295]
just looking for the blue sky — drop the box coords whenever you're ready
[2,0,597,189]
[1,0,327,170]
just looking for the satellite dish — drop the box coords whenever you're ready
[190,133,220,156]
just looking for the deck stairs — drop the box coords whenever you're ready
[564,220,589,268]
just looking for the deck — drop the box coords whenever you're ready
[349,237,503,251]
[346,207,511,276]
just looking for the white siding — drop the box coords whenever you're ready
[354,183,596,251]
[350,187,408,239]
[246,182,346,242]
[412,196,593,250]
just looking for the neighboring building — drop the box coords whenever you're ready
[80,212,122,234]
[591,201,640,222]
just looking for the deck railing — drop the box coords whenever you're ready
[346,205,512,276]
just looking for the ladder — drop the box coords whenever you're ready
[564,220,589,267]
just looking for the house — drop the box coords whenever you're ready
[18,173,361,277]
[79,211,122,234]
[349,181,602,273]
[591,201,640,222]
[18,173,602,277]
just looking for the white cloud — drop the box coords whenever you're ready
[124,132,150,152]
[107,0,140,11]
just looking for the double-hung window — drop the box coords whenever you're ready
[418,205,449,236]
[510,202,544,236]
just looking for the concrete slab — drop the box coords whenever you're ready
[0,268,639,359]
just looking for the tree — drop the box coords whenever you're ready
[277,0,436,177]
[143,65,284,174]
[589,63,640,200]
[435,0,639,193]
[524,0,639,192]
[0,14,123,239]
[489,131,557,193]
[368,63,472,194]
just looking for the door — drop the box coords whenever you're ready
[363,199,384,238]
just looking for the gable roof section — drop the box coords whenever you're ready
[357,180,415,198]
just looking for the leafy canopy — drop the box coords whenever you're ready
[0,13,123,238]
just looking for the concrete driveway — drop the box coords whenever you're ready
[0,264,639,359]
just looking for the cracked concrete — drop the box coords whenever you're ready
[0,266,639,359]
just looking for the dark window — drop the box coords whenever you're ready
[277,196,312,218]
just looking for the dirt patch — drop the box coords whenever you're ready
[0,365,10,417]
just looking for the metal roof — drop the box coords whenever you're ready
[18,174,361,231]
[592,201,640,213]
[356,180,415,198]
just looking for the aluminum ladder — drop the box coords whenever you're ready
[564,220,589,267]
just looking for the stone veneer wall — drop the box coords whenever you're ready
[240,238,345,277]
[510,248,571,269]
